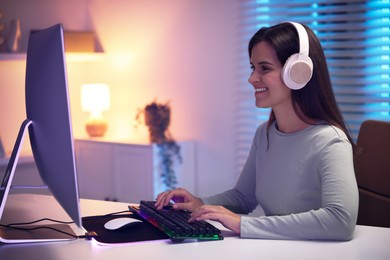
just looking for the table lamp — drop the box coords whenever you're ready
[81,83,110,137]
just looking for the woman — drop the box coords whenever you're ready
[155,22,359,241]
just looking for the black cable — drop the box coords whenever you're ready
[82,210,131,220]
[3,217,73,227]
[0,223,98,240]
[0,223,79,239]
[0,210,132,240]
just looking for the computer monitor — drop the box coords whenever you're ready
[0,24,82,243]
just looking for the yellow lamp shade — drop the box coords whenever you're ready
[81,83,110,137]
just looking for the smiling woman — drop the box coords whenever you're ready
[155,21,359,241]
[237,1,390,167]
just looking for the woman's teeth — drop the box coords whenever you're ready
[255,87,267,93]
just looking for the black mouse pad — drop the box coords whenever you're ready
[82,213,169,244]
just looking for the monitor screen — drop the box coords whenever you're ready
[25,23,82,228]
[0,24,82,235]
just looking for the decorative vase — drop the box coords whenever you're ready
[7,18,21,53]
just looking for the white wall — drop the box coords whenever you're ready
[0,0,243,196]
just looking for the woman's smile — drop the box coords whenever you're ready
[255,87,269,98]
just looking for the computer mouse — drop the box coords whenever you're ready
[104,218,143,231]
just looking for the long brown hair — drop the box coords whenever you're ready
[248,22,356,151]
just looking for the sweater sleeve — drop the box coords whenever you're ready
[240,138,359,241]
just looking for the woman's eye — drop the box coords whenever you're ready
[260,66,272,73]
[250,64,272,73]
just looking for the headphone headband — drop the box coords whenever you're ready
[287,22,309,57]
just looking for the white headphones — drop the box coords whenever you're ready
[281,22,313,90]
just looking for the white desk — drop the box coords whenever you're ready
[1,194,389,260]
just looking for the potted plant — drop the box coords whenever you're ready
[136,100,182,190]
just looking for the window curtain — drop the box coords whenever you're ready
[236,0,390,172]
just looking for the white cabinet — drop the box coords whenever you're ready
[1,139,197,203]
[74,140,116,201]
[112,143,154,202]
[74,139,196,203]
[0,156,49,195]
[74,140,154,203]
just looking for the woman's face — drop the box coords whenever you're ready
[248,41,292,111]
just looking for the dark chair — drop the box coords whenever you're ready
[354,120,390,228]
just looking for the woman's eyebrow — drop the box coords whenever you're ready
[250,60,274,66]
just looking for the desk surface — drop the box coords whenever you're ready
[1,194,389,260]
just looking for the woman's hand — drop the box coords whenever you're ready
[189,205,241,234]
[154,188,204,212]
[155,188,241,234]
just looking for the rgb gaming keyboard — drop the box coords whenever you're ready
[129,200,223,242]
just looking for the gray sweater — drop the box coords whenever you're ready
[203,122,358,240]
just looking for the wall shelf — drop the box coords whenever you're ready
[0,53,26,61]
[0,52,105,62]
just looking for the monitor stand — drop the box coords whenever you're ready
[0,120,78,243]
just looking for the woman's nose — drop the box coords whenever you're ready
[248,71,259,85]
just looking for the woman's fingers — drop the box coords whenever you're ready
[188,205,241,234]
[189,205,221,222]
[154,188,204,212]
[155,191,173,209]
[154,188,190,209]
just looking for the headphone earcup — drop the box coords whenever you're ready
[282,53,313,90]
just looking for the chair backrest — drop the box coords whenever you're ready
[354,120,390,227]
